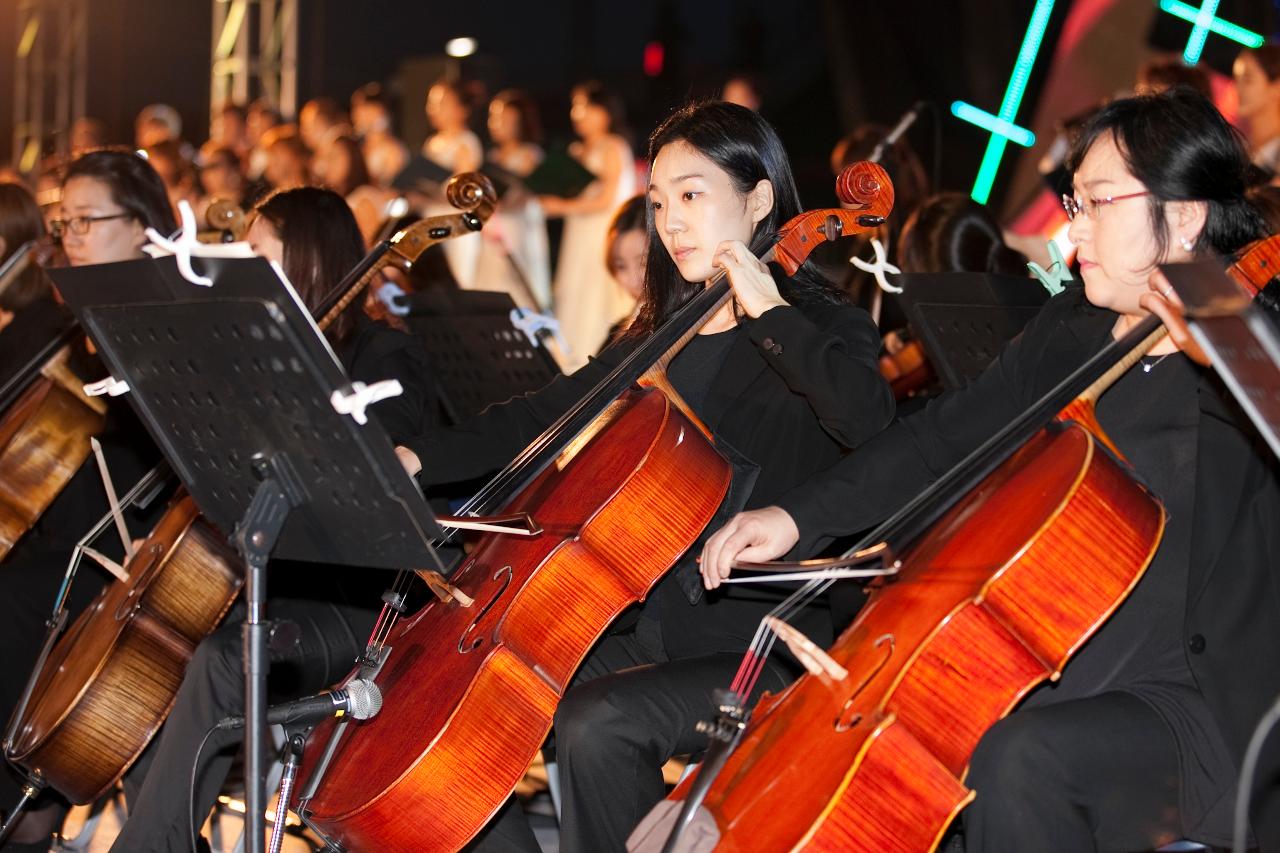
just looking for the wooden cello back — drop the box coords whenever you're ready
[0,344,106,560]
[5,495,241,803]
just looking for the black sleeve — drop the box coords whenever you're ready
[401,341,632,487]
[351,344,436,446]
[744,303,894,448]
[776,292,1083,554]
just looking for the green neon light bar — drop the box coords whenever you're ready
[970,0,1057,204]
[1158,0,1264,65]
[951,102,1037,147]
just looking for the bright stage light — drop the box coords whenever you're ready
[445,37,478,58]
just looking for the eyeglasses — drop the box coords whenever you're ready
[49,212,132,239]
[1060,191,1150,222]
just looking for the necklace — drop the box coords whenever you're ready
[1141,352,1173,373]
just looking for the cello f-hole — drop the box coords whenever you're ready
[458,566,513,654]
[833,634,895,732]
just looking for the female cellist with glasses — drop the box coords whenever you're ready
[389,100,895,852]
[0,149,175,850]
[700,87,1280,852]
[104,186,445,853]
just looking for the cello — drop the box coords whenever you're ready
[2,172,498,809]
[629,234,1280,853]
[293,162,894,853]
[0,237,107,562]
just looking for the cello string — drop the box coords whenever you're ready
[732,580,824,695]
[731,577,834,696]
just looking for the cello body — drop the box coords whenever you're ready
[5,495,241,803]
[642,420,1163,852]
[0,346,106,560]
[299,387,732,852]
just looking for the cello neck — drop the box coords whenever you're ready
[860,311,1166,559]
[459,264,748,519]
[1073,321,1168,406]
[314,240,396,333]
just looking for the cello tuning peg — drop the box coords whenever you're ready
[856,215,885,228]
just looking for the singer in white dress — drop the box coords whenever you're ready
[541,82,636,368]
[423,80,484,287]
[475,89,553,310]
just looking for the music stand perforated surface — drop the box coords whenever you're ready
[893,272,1049,390]
[51,255,444,564]
[50,253,445,853]
[404,288,561,421]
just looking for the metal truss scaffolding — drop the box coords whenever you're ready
[210,0,298,121]
[12,0,88,172]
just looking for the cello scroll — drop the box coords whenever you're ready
[771,161,895,276]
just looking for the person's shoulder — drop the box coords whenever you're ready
[1038,282,1110,332]
[346,321,427,371]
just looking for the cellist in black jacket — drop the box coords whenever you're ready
[702,89,1280,852]
[396,101,895,852]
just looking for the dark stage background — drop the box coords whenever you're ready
[0,0,1275,216]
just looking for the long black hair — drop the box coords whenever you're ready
[629,101,846,337]
[63,147,177,236]
[899,192,1027,277]
[0,183,50,312]
[251,186,366,346]
[1065,87,1266,261]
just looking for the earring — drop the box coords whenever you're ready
[1179,236,1194,252]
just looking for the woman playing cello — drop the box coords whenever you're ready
[0,149,175,850]
[700,87,1280,851]
[107,186,443,853]
[393,100,895,852]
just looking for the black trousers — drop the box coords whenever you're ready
[472,619,792,853]
[107,597,376,853]
[962,691,1184,853]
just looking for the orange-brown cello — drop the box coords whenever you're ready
[629,235,1280,853]
[293,163,895,853]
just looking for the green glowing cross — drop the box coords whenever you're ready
[1157,0,1264,65]
[958,0,1058,205]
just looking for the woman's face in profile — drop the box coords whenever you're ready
[1066,132,1196,317]
[246,215,284,267]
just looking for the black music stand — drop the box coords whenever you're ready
[404,288,561,422]
[1161,259,1280,461]
[49,254,445,853]
[893,272,1050,390]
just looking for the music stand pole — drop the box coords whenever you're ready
[48,253,446,852]
[233,472,292,853]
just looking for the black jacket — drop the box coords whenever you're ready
[403,299,895,655]
[779,284,1280,847]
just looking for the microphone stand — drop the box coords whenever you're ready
[268,730,307,853]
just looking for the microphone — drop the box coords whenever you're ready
[869,101,927,164]
[217,679,383,730]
